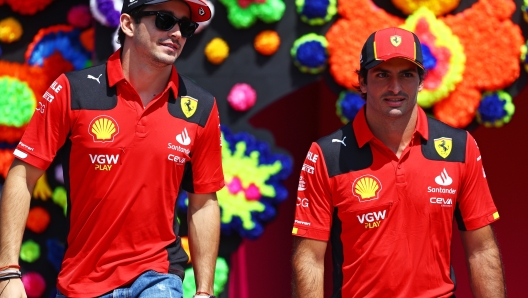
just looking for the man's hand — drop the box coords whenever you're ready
[292,237,327,298]
[461,225,506,298]
[0,278,27,298]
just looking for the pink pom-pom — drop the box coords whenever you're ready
[245,183,261,201]
[22,272,46,298]
[227,83,257,112]
[227,177,242,194]
[67,5,92,29]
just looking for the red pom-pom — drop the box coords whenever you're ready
[68,5,92,29]
[22,272,46,298]
[26,207,51,233]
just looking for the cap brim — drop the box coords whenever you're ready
[364,56,424,70]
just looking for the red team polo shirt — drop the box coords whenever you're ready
[14,50,224,297]
[293,107,499,297]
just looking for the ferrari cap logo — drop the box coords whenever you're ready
[434,137,452,159]
[390,35,402,47]
[181,96,198,118]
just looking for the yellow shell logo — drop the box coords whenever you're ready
[352,175,382,202]
[88,115,119,143]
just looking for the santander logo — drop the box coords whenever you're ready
[176,128,191,146]
[435,168,452,186]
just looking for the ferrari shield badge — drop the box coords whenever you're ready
[390,35,402,47]
[181,96,198,118]
[434,137,452,159]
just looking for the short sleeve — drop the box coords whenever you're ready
[292,143,333,241]
[14,74,71,170]
[182,99,224,193]
[455,132,499,231]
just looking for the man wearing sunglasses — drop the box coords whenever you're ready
[0,0,222,298]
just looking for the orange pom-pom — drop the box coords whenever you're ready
[80,28,95,52]
[254,30,280,56]
[26,207,51,233]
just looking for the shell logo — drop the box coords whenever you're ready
[352,174,382,202]
[88,115,119,143]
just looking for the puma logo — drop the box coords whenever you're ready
[87,74,102,84]
[332,136,346,146]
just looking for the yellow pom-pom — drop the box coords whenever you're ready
[205,37,229,65]
[0,17,23,43]
[254,30,280,56]
[391,0,460,16]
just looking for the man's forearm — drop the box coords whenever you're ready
[187,193,220,294]
[0,165,34,266]
[467,245,506,298]
[292,238,326,298]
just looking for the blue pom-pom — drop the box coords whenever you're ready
[421,44,437,71]
[339,91,365,121]
[296,41,327,68]
[301,0,330,19]
[46,239,65,272]
[478,93,507,122]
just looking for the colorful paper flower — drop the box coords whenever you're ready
[291,33,328,74]
[254,30,280,55]
[205,37,229,64]
[227,83,257,112]
[219,0,286,29]
[4,0,55,15]
[178,126,292,239]
[26,207,51,233]
[67,5,93,29]
[20,240,41,263]
[33,173,52,200]
[25,25,93,70]
[0,17,23,43]
[90,0,122,28]
[295,0,337,25]
[21,272,46,298]
[336,90,365,124]
[392,0,460,16]
[522,0,528,23]
[476,91,515,127]
[401,7,466,108]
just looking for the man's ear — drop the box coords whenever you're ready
[359,75,367,93]
[418,81,423,92]
[120,14,135,38]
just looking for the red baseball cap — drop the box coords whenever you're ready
[360,27,424,70]
[121,0,212,23]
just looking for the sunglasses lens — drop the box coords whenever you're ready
[155,13,176,30]
[179,21,197,38]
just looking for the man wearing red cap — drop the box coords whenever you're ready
[291,27,505,297]
[0,1,221,297]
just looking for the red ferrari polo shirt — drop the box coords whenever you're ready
[292,106,499,297]
[15,50,224,297]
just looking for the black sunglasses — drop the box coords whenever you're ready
[137,11,199,38]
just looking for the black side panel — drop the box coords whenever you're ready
[454,202,467,231]
[65,64,118,110]
[317,123,373,178]
[180,162,194,193]
[166,197,188,280]
[422,117,467,162]
[168,75,215,127]
[330,209,343,298]
[58,137,72,251]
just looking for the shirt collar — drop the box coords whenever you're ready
[353,105,429,148]
[107,49,179,97]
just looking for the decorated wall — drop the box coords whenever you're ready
[1,0,528,297]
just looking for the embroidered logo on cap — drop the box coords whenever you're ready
[390,35,402,47]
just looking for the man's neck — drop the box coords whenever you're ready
[120,47,173,107]
[366,106,418,158]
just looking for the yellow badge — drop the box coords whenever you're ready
[390,35,402,47]
[181,96,198,118]
[434,137,452,159]
[292,227,298,235]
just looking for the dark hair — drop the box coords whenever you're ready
[117,6,147,46]
[353,66,426,100]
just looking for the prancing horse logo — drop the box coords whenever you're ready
[180,96,198,118]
